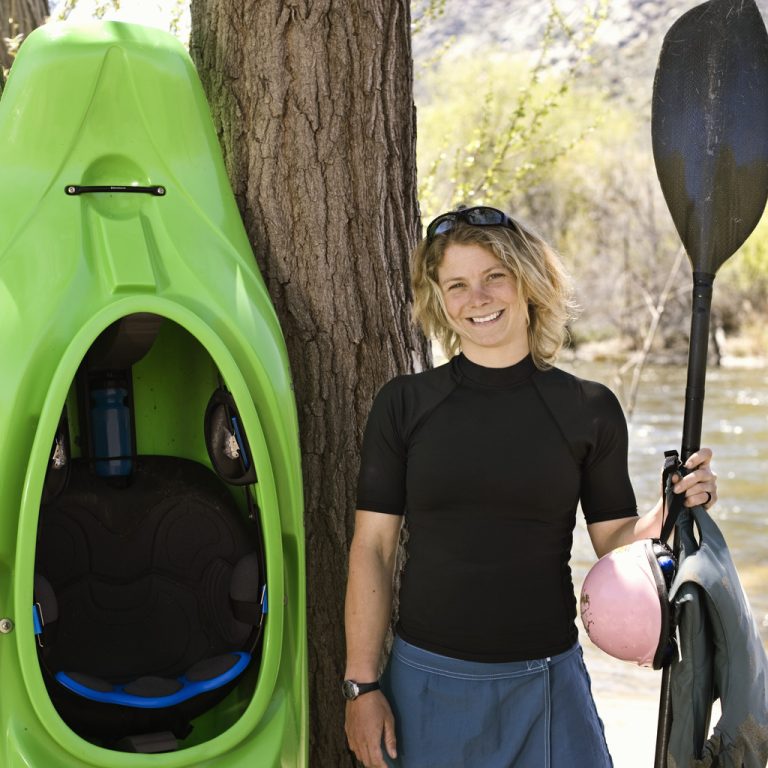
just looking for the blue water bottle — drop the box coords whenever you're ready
[90,382,133,477]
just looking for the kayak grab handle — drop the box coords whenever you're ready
[65,184,166,196]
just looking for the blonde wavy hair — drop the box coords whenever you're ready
[411,218,577,369]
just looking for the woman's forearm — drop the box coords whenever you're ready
[590,499,663,557]
[344,532,398,680]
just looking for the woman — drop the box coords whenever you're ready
[343,206,717,768]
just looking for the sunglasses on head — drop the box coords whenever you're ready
[425,206,517,244]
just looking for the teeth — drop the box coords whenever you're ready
[471,311,502,324]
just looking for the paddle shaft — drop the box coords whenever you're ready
[681,273,715,462]
[655,664,673,765]
[655,272,714,766]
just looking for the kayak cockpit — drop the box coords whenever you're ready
[33,313,268,753]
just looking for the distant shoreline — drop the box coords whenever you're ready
[431,334,768,369]
[564,331,768,369]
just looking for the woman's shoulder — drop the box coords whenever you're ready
[532,366,628,464]
[533,365,624,415]
[376,359,456,398]
[370,361,458,434]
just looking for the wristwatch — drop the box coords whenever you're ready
[342,679,380,701]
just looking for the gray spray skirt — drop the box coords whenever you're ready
[666,505,768,768]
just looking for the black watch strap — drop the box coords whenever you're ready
[342,679,380,700]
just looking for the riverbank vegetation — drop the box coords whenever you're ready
[413,0,768,367]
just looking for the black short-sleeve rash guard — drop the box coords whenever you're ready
[356,353,638,662]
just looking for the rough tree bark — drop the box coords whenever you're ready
[190,2,430,765]
[0,0,49,69]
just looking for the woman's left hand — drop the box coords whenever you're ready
[672,447,717,509]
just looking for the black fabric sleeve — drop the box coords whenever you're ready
[355,377,407,515]
[579,382,638,524]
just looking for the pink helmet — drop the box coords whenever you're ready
[580,539,675,669]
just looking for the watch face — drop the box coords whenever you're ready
[342,680,359,700]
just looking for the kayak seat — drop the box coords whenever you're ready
[33,455,264,746]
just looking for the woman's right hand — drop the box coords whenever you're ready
[345,690,398,767]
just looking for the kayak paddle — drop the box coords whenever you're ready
[650,0,768,764]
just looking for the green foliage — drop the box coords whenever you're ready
[414,0,768,350]
[716,214,768,328]
[735,220,768,297]
[55,0,121,21]
[167,0,187,38]
[412,0,684,346]
[411,0,448,37]
[49,0,188,44]
[416,0,609,223]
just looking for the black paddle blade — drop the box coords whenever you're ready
[652,0,768,275]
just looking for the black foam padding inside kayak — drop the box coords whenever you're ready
[36,456,257,681]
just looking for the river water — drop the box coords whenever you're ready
[563,359,768,698]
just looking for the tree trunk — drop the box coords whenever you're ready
[1,0,49,69]
[190,2,429,764]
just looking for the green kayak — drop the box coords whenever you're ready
[0,21,307,767]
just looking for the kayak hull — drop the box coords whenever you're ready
[0,22,307,767]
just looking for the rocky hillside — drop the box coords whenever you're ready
[413,0,768,107]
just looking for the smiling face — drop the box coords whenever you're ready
[437,242,530,367]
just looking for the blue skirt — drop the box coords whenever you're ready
[381,637,613,768]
